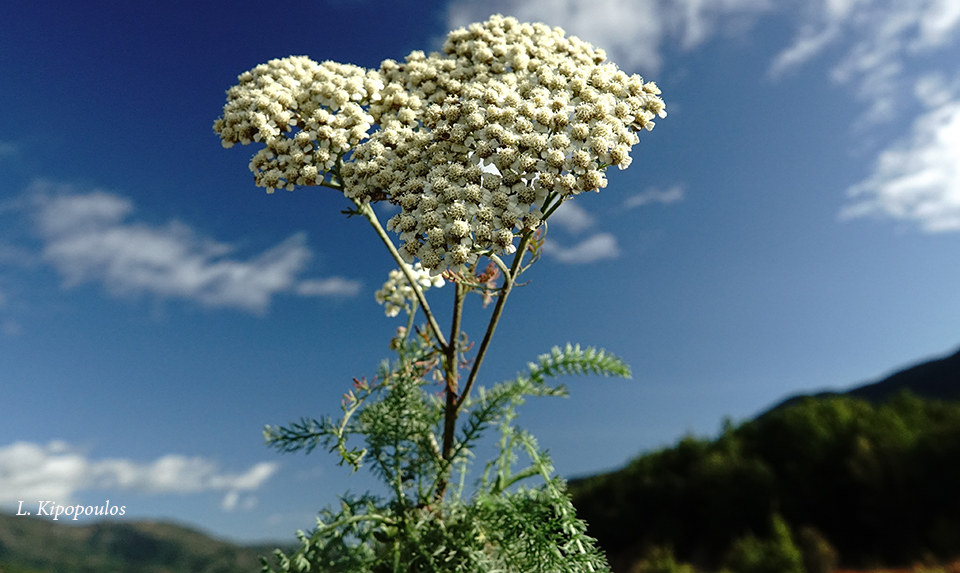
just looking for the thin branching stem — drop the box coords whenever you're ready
[436,282,466,500]
[487,252,511,277]
[455,231,534,411]
[356,200,449,349]
[540,192,563,220]
[442,283,466,458]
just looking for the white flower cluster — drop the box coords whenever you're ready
[214,56,383,193]
[215,15,666,272]
[374,262,445,317]
[345,16,665,271]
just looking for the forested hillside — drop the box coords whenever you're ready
[570,390,960,572]
[0,515,281,573]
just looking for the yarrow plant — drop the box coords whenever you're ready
[375,263,444,319]
[215,14,665,572]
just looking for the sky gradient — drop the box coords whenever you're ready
[2,0,960,543]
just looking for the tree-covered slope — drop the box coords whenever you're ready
[0,514,281,573]
[570,390,960,571]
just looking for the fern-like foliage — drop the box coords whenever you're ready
[527,343,632,386]
[263,417,328,455]
[260,343,628,573]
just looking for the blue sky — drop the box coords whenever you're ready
[2,0,960,543]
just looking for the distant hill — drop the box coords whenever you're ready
[0,513,283,573]
[764,345,960,414]
[568,344,960,572]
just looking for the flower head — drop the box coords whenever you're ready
[216,15,666,271]
[214,56,383,193]
[375,262,444,317]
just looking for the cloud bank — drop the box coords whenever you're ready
[0,441,278,511]
[769,0,960,124]
[841,97,960,231]
[768,1,960,233]
[27,182,362,312]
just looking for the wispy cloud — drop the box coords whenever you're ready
[758,1,960,233]
[543,185,684,263]
[543,233,620,264]
[768,24,841,79]
[914,72,960,108]
[447,0,770,74]
[0,441,278,511]
[296,277,363,297]
[547,201,595,234]
[26,182,361,313]
[841,97,960,232]
[221,490,259,511]
[767,0,858,77]
[624,185,685,209]
[542,200,621,263]
[769,0,960,123]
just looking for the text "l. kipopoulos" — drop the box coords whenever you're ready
[16,499,126,521]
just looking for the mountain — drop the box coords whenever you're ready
[0,513,285,573]
[568,344,960,571]
[764,345,960,414]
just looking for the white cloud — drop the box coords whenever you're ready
[27,182,360,312]
[547,201,595,234]
[220,490,258,511]
[770,0,960,123]
[447,0,770,74]
[0,441,278,507]
[762,2,960,230]
[296,277,363,297]
[914,72,960,108]
[445,1,959,238]
[913,0,960,49]
[624,185,685,209]
[768,24,841,78]
[543,233,620,263]
[542,188,680,263]
[768,0,860,76]
[840,99,960,231]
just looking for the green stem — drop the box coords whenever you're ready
[355,200,448,349]
[435,282,466,500]
[540,192,564,221]
[487,252,511,277]
[312,512,396,536]
[455,231,534,410]
[442,282,465,458]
